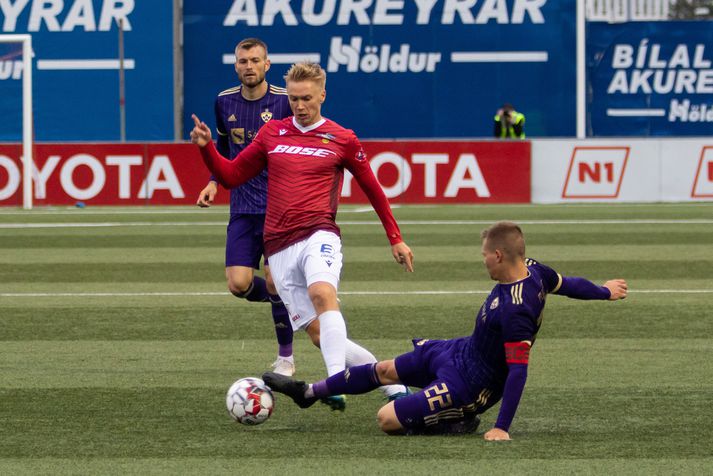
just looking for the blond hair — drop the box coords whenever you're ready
[480,221,526,261]
[284,62,326,90]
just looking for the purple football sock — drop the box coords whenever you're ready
[243,276,270,302]
[312,363,381,398]
[269,294,293,351]
[278,343,293,358]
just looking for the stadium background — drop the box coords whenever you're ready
[0,0,712,207]
[2,3,713,473]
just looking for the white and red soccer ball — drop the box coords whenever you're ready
[226,377,274,425]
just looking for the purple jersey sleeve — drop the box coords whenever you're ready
[527,259,563,293]
[557,277,611,300]
[494,361,528,431]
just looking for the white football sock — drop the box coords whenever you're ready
[317,310,347,376]
[345,338,377,366]
[345,339,408,398]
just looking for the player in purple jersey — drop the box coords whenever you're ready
[263,221,628,438]
[195,38,295,376]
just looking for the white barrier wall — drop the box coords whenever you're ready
[532,139,713,203]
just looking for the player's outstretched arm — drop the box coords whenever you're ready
[196,181,218,208]
[555,276,628,301]
[603,279,628,300]
[391,242,414,272]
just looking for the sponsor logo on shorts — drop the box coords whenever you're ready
[320,243,335,266]
[291,314,301,322]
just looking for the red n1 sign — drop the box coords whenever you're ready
[0,141,531,206]
[562,147,629,199]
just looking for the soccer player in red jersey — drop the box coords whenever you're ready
[191,62,414,406]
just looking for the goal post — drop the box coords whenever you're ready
[0,34,33,209]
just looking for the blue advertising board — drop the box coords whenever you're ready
[184,0,577,139]
[0,0,173,141]
[588,21,713,136]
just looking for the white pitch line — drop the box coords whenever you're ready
[2,219,713,229]
[0,210,229,216]
[0,222,226,229]
[629,289,713,293]
[0,292,229,297]
[0,203,709,216]
[343,219,713,225]
[1,290,711,298]
[0,207,391,216]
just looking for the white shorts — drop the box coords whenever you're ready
[268,230,343,331]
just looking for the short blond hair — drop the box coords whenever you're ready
[284,62,326,90]
[481,221,526,261]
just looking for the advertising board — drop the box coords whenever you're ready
[588,21,713,136]
[532,138,713,202]
[0,0,174,141]
[0,140,531,205]
[183,0,577,139]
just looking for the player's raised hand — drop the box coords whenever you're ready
[196,181,218,208]
[190,114,212,147]
[484,428,511,441]
[391,242,414,272]
[603,279,628,300]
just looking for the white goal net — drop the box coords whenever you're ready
[0,34,33,209]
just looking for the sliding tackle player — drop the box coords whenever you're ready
[264,221,627,438]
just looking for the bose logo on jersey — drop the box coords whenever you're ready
[268,145,337,157]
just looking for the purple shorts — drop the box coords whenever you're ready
[225,214,267,268]
[392,339,475,430]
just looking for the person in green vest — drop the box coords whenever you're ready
[494,103,525,139]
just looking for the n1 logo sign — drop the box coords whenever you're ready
[562,147,630,199]
[691,146,713,198]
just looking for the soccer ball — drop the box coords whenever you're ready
[226,377,274,425]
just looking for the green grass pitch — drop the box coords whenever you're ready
[1,203,712,475]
